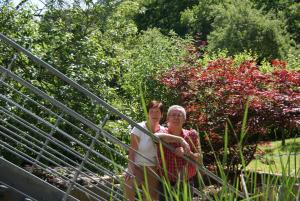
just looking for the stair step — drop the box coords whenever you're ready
[0,182,37,201]
[0,158,79,201]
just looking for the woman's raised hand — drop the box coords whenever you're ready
[180,138,190,153]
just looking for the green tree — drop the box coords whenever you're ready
[180,0,221,39]
[134,0,198,36]
[251,0,300,43]
[119,28,190,119]
[207,0,294,60]
[285,2,300,43]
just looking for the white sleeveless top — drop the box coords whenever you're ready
[131,122,165,166]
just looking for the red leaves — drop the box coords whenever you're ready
[158,51,300,171]
[272,69,300,86]
[158,57,300,137]
[271,59,287,69]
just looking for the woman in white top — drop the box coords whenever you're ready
[124,100,190,201]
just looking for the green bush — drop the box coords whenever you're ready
[207,0,293,60]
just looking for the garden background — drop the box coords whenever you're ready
[0,0,299,199]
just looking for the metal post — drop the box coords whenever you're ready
[0,53,17,82]
[62,114,111,201]
[35,112,64,163]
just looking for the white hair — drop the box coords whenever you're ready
[167,105,186,120]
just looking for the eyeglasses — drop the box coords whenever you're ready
[169,113,184,118]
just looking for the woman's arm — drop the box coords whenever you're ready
[186,134,202,164]
[127,134,139,173]
[154,132,190,152]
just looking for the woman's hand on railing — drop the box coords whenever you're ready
[125,164,135,181]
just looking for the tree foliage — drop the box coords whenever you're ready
[0,0,299,169]
[119,28,190,119]
[180,0,221,38]
[134,0,198,36]
[213,0,294,59]
[181,0,299,63]
[252,0,300,43]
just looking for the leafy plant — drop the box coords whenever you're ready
[158,48,300,174]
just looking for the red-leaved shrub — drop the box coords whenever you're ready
[158,52,300,173]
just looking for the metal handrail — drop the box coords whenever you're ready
[0,90,157,199]
[0,65,172,185]
[0,106,123,180]
[0,106,161,199]
[0,123,126,200]
[0,63,198,199]
[0,94,127,172]
[0,33,193,157]
[0,139,109,201]
[0,97,160,199]
[0,107,121,179]
[0,33,246,199]
[0,118,119,187]
[0,73,161,172]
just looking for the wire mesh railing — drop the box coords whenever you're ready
[0,33,246,200]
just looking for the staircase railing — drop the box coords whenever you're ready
[0,33,246,200]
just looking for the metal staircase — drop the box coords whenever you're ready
[0,33,246,201]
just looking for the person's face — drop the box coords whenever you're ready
[148,107,162,123]
[167,109,185,128]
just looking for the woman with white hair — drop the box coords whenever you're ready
[158,105,202,201]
